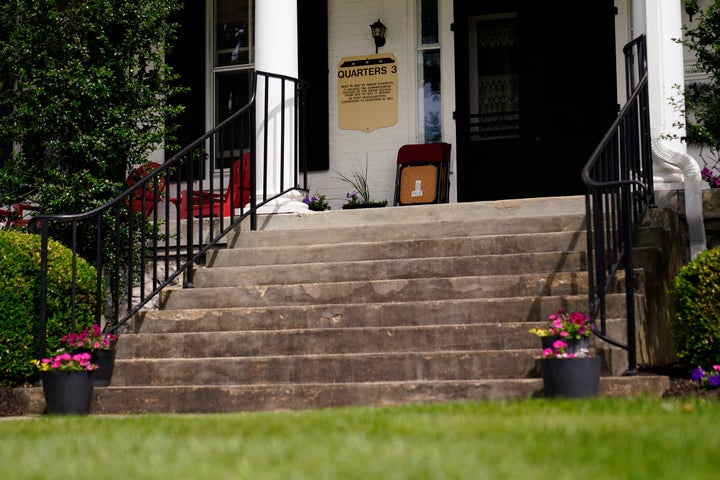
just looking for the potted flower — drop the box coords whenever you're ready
[335,161,388,209]
[61,324,118,386]
[33,352,97,414]
[529,308,594,354]
[303,192,331,211]
[539,339,601,398]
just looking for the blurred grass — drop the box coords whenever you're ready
[1,397,719,480]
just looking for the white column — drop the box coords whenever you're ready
[643,0,687,186]
[642,0,706,256]
[253,0,307,213]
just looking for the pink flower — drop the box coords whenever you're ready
[542,348,554,358]
[559,331,568,338]
[552,340,567,350]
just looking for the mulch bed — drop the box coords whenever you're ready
[0,387,24,417]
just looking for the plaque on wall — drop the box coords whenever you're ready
[337,53,398,132]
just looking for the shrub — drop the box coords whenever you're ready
[672,246,720,370]
[0,230,101,386]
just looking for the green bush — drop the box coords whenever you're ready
[0,230,100,386]
[672,246,720,370]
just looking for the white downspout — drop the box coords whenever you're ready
[652,138,707,257]
[642,0,706,257]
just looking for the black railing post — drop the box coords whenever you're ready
[185,149,195,288]
[621,184,638,374]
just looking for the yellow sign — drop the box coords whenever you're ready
[337,53,398,132]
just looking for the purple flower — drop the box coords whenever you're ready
[701,167,720,187]
[692,366,705,383]
[708,375,720,388]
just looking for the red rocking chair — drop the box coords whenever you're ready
[126,162,166,216]
[170,152,252,219]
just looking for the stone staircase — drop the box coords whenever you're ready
[18,196,672,414]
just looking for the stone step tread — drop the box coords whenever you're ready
[195,252,591,286]
[117,322,603,358]
[163,272,629,310]
[138,294,632,333]
[222,230,589,255]
[210,236,590,266]
[15,376,671,414]
[234,220,588,247]
[237,197,588,231]
[233,221,667,251]
[109,350,547,386]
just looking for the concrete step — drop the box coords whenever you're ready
[231,215,589,248]
[195,251,591,287]
[163,271,619,310]
[15,375,670,414]
[209,232,589,267]
[242,197,588,231]
[110,350,543,386]
[117,322,614,359]
[138,294,631,333]
[233,216,668,251]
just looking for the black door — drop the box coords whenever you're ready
[453,0,617,201]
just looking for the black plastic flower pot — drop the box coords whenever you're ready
[540,357,601,398]
[91,348,116,387]
[40,370,94,415]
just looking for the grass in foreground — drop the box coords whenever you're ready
[1,397,718,480]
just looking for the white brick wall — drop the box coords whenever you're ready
[307,0,414,209]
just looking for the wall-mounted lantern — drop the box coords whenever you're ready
[685,0,699,22]
[370,19,387,54]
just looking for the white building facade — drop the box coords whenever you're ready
[171,0,706,211]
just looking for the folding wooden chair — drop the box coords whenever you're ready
[393,142,451,206]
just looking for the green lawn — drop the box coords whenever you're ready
[1,397,718,480]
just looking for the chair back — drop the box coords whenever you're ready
[396,142,450,166]
[394,142,451,205]
[222,152,253,215]
[127,162,166,216]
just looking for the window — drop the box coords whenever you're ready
[215,0,253,68]
[213,0,254,165]
[467,13,520,141]
[417,0,441,143]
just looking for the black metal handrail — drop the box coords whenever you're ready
[32,70,309,356]
[581,35,653,374]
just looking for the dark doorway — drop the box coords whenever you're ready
[453,0,618,201]
[166,1,206,177]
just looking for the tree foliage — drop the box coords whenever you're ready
[0,0,185,215]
